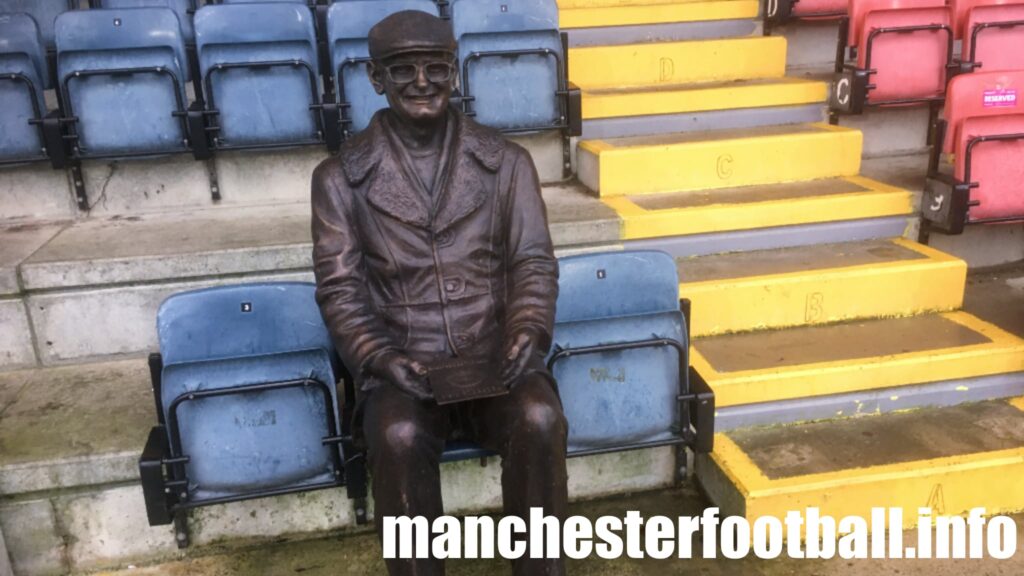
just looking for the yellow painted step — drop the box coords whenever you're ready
[559,0,710,8]
[578,123,863,197]
[582,78,828,120]
[569,36,786,89]
[697,397,1024,525]
[680,238,966,337]
[605,176,914,239]
[560,0,760,28]
[692,312,1024,407]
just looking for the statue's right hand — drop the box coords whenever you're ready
[370,350,433,402]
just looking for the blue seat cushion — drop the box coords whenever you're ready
[55,8,189,156]
[162,349,340,500]
[195,3,321,147]
[551,312,685,452]
[0,13,47,160]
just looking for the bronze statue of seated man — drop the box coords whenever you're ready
[311,10,568,576]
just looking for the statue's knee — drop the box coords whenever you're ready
[378,420,427,457]
[521,400,567,439]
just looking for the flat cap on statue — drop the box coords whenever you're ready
[368,10,457,61]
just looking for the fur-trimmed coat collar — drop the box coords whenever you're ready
[338,108,506,233]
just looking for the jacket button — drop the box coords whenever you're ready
[443,278,463,293]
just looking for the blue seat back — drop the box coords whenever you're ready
[195,3,322,147]
[327,0,438,134]
[157,282,341,501]
[98,0,197,44]
[55,8,189,156]
[0,0,74,50]
[0,13,47,161]
[452,0,562,131]
[550,251,686,454]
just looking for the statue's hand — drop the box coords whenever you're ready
[370,350,433,401]
[501,330,537,389]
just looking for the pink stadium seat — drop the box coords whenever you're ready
[950,0,1024,72]
[924,71,1024,233]
[946,71,1024,221]
[791,0,847,17]
[849,0,952,103]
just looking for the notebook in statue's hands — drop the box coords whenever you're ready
[426,357,507,405]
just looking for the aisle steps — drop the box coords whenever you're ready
[698,397,1024,524]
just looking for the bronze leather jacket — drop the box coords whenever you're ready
[311,109,558,389]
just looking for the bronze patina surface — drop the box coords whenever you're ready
[311,10,568,576]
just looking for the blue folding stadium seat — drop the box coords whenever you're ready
[0,14,50,163]
[194,3,325,149]
[326,0,438,136]
[0,0,75,51]
[215,0,310,3]
[549,251,711,455]
[140,283,364,541]
[95,0,198,44]
[55,8,192,158]
[451,0,567,132]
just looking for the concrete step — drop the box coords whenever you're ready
[569,36,787,89]
[0,165,925,370]
[681,238,966,337]
[581,77,827,120]
[697,397,1024,526]
[603,175,913,240]
[565,18,761,48]
[693,311,1024,407]
[0,358,677,575]
[0,134,566,226]
[560,0,760,30]
[0,184,619,368]
[578,123,863,197]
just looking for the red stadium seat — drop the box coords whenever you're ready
[792,0,847,17]
[950,0,1024,73]
[923,71,1024,234]
[830,0,953,115]
[764,0,846,30]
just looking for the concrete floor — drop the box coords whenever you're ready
[92,487,1024,576]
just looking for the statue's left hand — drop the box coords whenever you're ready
[501,330,537,389]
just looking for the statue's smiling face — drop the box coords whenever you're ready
[370,51,456,125]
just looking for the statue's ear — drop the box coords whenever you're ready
[450,59,460,92]
[367,61,386,95]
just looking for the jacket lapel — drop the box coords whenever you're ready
[339,109,506,232]
[432,111,507,234]
[341,111,432,229]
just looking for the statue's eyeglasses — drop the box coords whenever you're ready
[384,61,455,85]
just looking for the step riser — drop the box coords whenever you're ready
[1,448,675,575]
[625,216,913,258]
[929,224,1024,270]
[580,128,863,197]
[560,1,761,29]
[565,19,759,47]
[696,442,1024,526]
[0,137,562,226]
[1,300,34,370]
[694,314,1024,408]
[569,37,787,89]
[4,239,615,369]
[582,82,827,120]
[684,259,967,337]
[716,372,1024,431]
[581,104,825,141]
